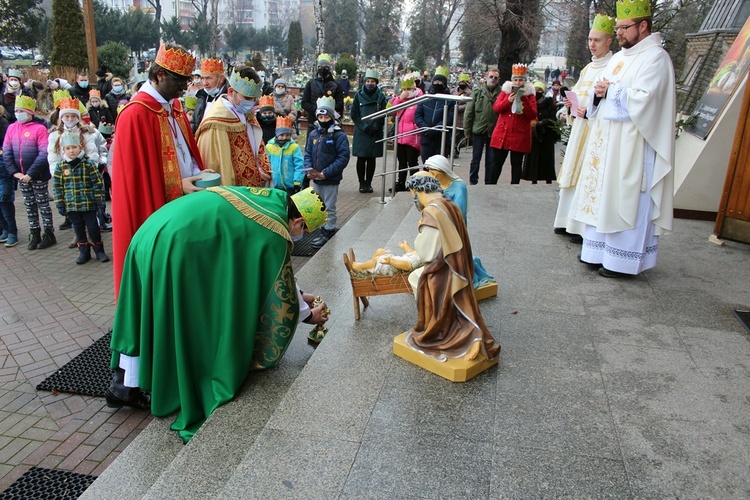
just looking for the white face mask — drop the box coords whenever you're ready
[275,87,285,95]
[62,116,79,128]
[14,111,30,123]
[7,79,20,89]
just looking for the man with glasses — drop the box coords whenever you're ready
[573,0,675,278]
[464,68,502,185]
[110,43,206,301]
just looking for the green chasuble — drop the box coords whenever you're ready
[110,186,299,442]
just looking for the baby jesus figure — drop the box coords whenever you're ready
[350,240,422,276]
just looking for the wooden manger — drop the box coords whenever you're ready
[343,248,413,320]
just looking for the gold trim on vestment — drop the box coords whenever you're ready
[207,186,291,242]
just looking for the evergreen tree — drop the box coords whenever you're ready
[324,0,358,55]
[123,9,158,56]
[161,15,194,49]
[334,54,357,77]
[224,23,247,58]
[93,0,126,46]
[363,0,401,61]
[97,41,131,78]
[287,20,303,64]
[50,0,88,69]
[0,0,45,48]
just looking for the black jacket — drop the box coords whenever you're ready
[301,76,345,129]
[191,83,228,132]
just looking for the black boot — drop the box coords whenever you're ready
[105,367,151,410]
[76,242,91,264]
[97,205,112,232]
[92,242,110,262]
[365,182,373,193]
[59,217,72,230]
[36,228,56,249]
[359,182,366,193]
[27,228,41,250]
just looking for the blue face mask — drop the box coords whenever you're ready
[79,81,89,88]
[206,86,221,97]
[364,83,376,92]
[112,85,123,93]
[234,98,255,115]
[14,112,30,123]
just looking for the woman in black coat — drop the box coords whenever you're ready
[522,81,559,184]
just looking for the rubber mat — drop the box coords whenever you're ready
[733,310,750,335]
[0,467,96,499]
[36,332,113,397]
[291,228,323,257]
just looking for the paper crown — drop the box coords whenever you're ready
[512,64,528,77]
[458,73,470,82]
[58,97,81,116]
[315,96,335,113]
[135,72,148,84]
[317,53,332,66]
[7,68,23,78]
[291,187,327,232]
[275,116,294,133]
[616,0,651,20]
[593,13,616,34]
[155,44,196,77]
[98,122,115,135]
[533,80,546,92]
[15,95,35,113]
[228,69,262,98]
[401,75,415,89]
[184,95,198,110]
[117,103,127,115]
[258,95,275,110]
[434,66,449,78]
[53,89,71,108]
[89,89,101,99]
[60,132,80,148]
[200,58,224,76]
[364,68,379,81]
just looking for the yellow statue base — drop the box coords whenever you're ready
[474,282,498,301]
[393,332,498,382]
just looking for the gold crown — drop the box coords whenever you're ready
[616,0,651,20]
[15,95,36,112]
[275,116,294,130]
[258,95,275,109]
[512,64,528,77]
[53,89,71,108]
[155,44,196,77]
[291,187,327,232]
[434,66,449,78]
[200,58,224,75]
[89,89,101,99]
[593,14,616,34]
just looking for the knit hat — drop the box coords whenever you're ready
[60,132,80,148]
[275,116,294,136]
[15,95,35,114]
[533,81,546,92]
[315,96,336,117]
[433,66,449,84]
[58,98,81,118]
[258,95,275,112]
[364,68,379,83]
[424,155,459,181]
[317,53,332,68]
[273,78,286,87]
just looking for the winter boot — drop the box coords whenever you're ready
[97,205,112,232]
[365,182,373,193]
[76,242,91,265]
[92,242,110,262]
[359,182,366,193]
[59,217,72,230]
[36,228,56,249]
[5,234,18,247]
[27,228,41,250]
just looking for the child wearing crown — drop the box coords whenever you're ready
[256,95,279,144]
[266,116,304,196]
[52,132,109,264]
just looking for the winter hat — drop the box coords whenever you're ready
[424,155,459,181]
[95,65,108,78]
[275,116,294,136]
[315,96,335,117]
[60,132,80,148]
[533,81,546,92]
[433,66,449,85]
[364,68,379,83]
[258,95,275,112]
[273,78,286,88]
[317,53,332,68]
[15,95,35,114]
[58,98,81,118]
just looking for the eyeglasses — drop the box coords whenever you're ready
[487,76,499,80]
[165,70,190,88]
[615,22,638,32]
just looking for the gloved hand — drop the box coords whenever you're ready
[56,203,66,217]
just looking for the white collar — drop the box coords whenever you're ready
[140,80,171,109]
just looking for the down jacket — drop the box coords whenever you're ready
[489,81,537,154]
[3,117,50,181]
[389,88,424,151]
[304,123,350,185]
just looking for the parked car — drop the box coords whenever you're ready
[1,46,18,60]
[16,48,33,59]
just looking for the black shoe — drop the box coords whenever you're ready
[569,234,583,244]
[36,228,56,249]
[364,182,373,193]
[311,228,335,249]
[598,267,632,278]
[28,229,41,250]
[359,182,366,193]
[105,388,151,411]
[554,227,567,235]
[59,218,72,230]
[578,254,599,268]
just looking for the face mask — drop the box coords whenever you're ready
[458,83,468,89]
[91,102,100,108]
[112,85,123,93]
[317,118,332,130]
[206,86,221,97]
[62,117,79,128]
[193,78,201,85]
[234,98,255,115]
[261,114,276,122]
[8,80,20,89]
[318,67,330,77]
[364,83,376,92]
[275,87,286,95]
[276,138,288,146]
[432,83,445,93]
[14,112,30,123]
[79,81,89,88]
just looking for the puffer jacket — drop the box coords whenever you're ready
[390,88,424,151]
[464,82,502,136]
[0,109,15,202]
[414,90,455,145]
[490,81,537,154]
[3,117,50,181]
[303,122,350,185]
[266,138,305,189]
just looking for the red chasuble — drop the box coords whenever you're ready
[111,92,204,301]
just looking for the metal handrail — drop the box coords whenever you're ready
[359,93,471,203]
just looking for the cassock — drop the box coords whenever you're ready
[553,51,612,234]
[573,33,675,274]
[110,81,203,300]
[407,197,500,361]
[110,187,299,443]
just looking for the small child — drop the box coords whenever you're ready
[304,96,350,249]
[266,116,304,197]
[52,132,109,264]
[256,95,278,144]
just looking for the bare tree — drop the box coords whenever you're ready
[408,0,465,65]
[314,0,325,54]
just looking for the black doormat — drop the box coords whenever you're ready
[36,331,113,397]
[733,310,750,335]
[0,467,96,499]
[291,228,322,257]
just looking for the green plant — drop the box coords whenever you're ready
[50,0,87,69]
[334,55,356,79]
[97,42,130,79]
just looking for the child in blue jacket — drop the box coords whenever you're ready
[267,116,304,196]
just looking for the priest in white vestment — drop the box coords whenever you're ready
[574,0,675,277]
